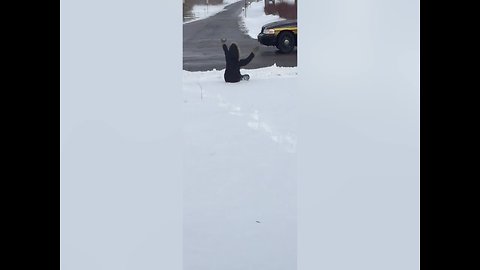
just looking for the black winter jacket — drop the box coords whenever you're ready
[222,43,255,83]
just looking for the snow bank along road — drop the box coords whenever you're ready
[182,66,298,270]
[183,1,297,71]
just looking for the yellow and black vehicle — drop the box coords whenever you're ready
[257,19,297,53]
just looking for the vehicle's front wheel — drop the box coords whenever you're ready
[276,31,295,53]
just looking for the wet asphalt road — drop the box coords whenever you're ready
[183,1,297,71]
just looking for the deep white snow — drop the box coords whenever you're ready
[182,65,298,270]
[240,0,285,38]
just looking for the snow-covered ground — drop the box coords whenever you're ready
[184,0,242,24]
[239,0,284,38]
[183,65,297,270]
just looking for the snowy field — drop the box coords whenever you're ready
[183,65,298,270]
[184,0,242,24]
[240,0,284,38]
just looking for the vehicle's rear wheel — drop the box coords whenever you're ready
[276,31,295,53]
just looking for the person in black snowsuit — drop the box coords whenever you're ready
[221,39,259,83]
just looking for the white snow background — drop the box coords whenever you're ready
[182,65,298,270]
[240,0,285,39]
[184,3,297,267]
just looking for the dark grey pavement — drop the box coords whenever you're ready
[183,1,297,71]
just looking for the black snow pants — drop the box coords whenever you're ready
[222,43,255,83]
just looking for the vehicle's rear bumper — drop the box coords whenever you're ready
[258,33,276,46]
